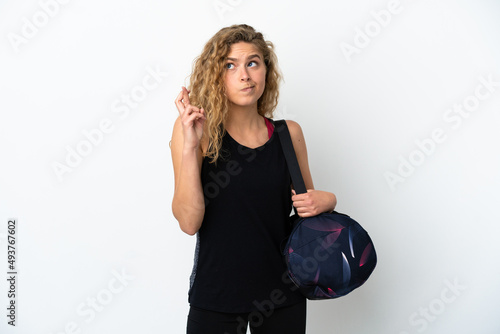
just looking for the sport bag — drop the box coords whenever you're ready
[274,120,377,300]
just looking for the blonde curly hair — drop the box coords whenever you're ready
[188,24,282,163]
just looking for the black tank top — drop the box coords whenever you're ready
[188,120,306,313]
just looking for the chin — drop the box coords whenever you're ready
[230,99,259,108]
[233,103,258,109]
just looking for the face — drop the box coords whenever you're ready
[224,42,266,110]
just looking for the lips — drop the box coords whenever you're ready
[241,86,255,92]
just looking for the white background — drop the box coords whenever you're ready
[1,0,500,333]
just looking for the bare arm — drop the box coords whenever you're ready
[286,120,337,217]
[171,87,206,235]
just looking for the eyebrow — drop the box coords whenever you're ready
[226,54,261,62]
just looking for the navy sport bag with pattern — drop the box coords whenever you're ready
[274,120,377,300]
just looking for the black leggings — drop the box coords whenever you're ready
[186,299,306,334]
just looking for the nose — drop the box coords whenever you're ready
[239,67,250,81]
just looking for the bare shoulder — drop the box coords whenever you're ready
[170,116,183,151]
[285,120,305,144]
[172,115,182,134]
[284,120,314,189]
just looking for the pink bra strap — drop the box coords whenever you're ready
[264,117,275,139]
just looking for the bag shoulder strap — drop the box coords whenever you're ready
[273,119,307,195]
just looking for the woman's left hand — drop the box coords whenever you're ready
[291,189,337,217]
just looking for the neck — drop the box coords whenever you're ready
[225,103,264,133]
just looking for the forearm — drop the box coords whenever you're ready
[172,147,205,235]
[311,190,337,214]
[325,191,337,213]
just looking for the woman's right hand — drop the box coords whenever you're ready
[175,86,206,151]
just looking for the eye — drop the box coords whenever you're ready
[248,61,258,67]
[226,63,234,69]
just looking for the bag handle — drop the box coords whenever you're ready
[273,120,308,195]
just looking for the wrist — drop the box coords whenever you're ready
[182,145,200,155]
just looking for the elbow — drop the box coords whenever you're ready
[177,217,202,236]
[180,225,198,236]
[330,192,337,212]
[172,200,203,236]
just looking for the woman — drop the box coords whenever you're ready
[171,24,337,334]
